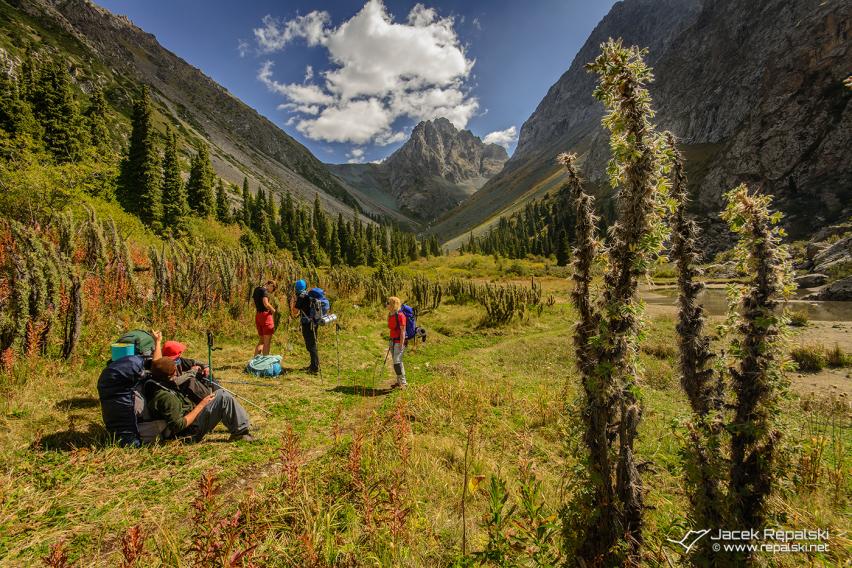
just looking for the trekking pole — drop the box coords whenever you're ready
[206,330,221,378]
[370,345,391,394]
[313,324,323,383]
[204,330,272,416]
[199,376,273,416]
[335,322,341,389]
[215,378,280,388]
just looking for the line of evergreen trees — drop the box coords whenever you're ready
[459,189,575,266]
[0,49,102,163]
[118,86,440,266]
[1,48,440,268]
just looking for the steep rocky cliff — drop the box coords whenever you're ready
[435,0,851,246]
[330,117,508,225]
[6,0,370,217]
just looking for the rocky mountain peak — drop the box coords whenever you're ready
[329,117,509,224]
[385,118,508,184]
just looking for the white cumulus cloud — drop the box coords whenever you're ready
[346,147,366,163]
[483,126,517,149]
[254,12,330,53]
[253,0,478,148]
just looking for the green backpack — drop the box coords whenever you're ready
[116,330,155,357]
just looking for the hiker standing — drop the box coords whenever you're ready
[289,279,319,374]
[386,296,407,388]
[253,280,277,356]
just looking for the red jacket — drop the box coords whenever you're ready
[388,311,406,343]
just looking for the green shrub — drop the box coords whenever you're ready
[505,261,528,277]
[788,309,809,327]
[791,345,827,372]
[825,344,851,368]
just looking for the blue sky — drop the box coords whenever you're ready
[96,0,616,164]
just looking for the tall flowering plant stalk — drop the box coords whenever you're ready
[562,38,674,564]
[720,184,794,556]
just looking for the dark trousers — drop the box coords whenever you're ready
[301,320,320,370]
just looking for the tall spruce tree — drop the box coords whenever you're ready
[85,83,110,152]
[215,180,231,223]
[240,177,252,227]
[186,142,215,216]
[118,86,162,230]
[0,69,39,143]
[251,187,266,233]
[161,128,188,235]
[31,59,87,162]
[555,229,570,266]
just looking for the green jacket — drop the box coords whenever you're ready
[148,384,194,435]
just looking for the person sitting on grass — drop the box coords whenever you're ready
[145,357,254,442]
[386,296,408,389]
[253,280,278,356]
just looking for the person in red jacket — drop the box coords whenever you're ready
[386,296,407,388]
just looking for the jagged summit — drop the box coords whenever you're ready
[329,118,509,224]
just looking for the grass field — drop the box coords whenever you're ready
[0,258,849,566]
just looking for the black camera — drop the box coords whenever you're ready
[415,326,427,343]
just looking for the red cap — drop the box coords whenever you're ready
[162,341,186,359]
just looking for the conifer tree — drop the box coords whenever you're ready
[118,86,162,230]
[251,187,266,233]
[161,128,188,235]
[256,207,276,252]
[186,142,215,216]
[241,177,252,226]
[85,83,110,152]
[555,229,570,266]
[328,223,342,265]
[19,47,37,101]
[0,69,39,144]
[31,59,87,162]
[215,180,231,224]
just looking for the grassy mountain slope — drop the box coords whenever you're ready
[4,0,362,216]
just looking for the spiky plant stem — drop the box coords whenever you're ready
[585,39,672,559]
[668,133,724,563]
[61,273,82,360]
[721,184,793,540]
[559,152,618,558]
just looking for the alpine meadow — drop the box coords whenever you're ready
[0,1,850,567]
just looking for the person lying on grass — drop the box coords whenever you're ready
[145,357,255,443]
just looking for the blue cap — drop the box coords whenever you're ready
[294,279,307,293]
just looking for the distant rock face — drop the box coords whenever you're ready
[330,118,508,223]
[385,118,507,184]
[819,276,852,301]
[431,0,851,246]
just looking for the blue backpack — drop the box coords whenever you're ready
[245,355,283,377]
[400,304,416,340]
[307,288,330,323]
[97,355,147,447]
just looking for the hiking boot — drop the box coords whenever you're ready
[229,432,256,442]
[303,366,319,375]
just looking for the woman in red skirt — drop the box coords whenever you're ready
[253,280,277,355]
